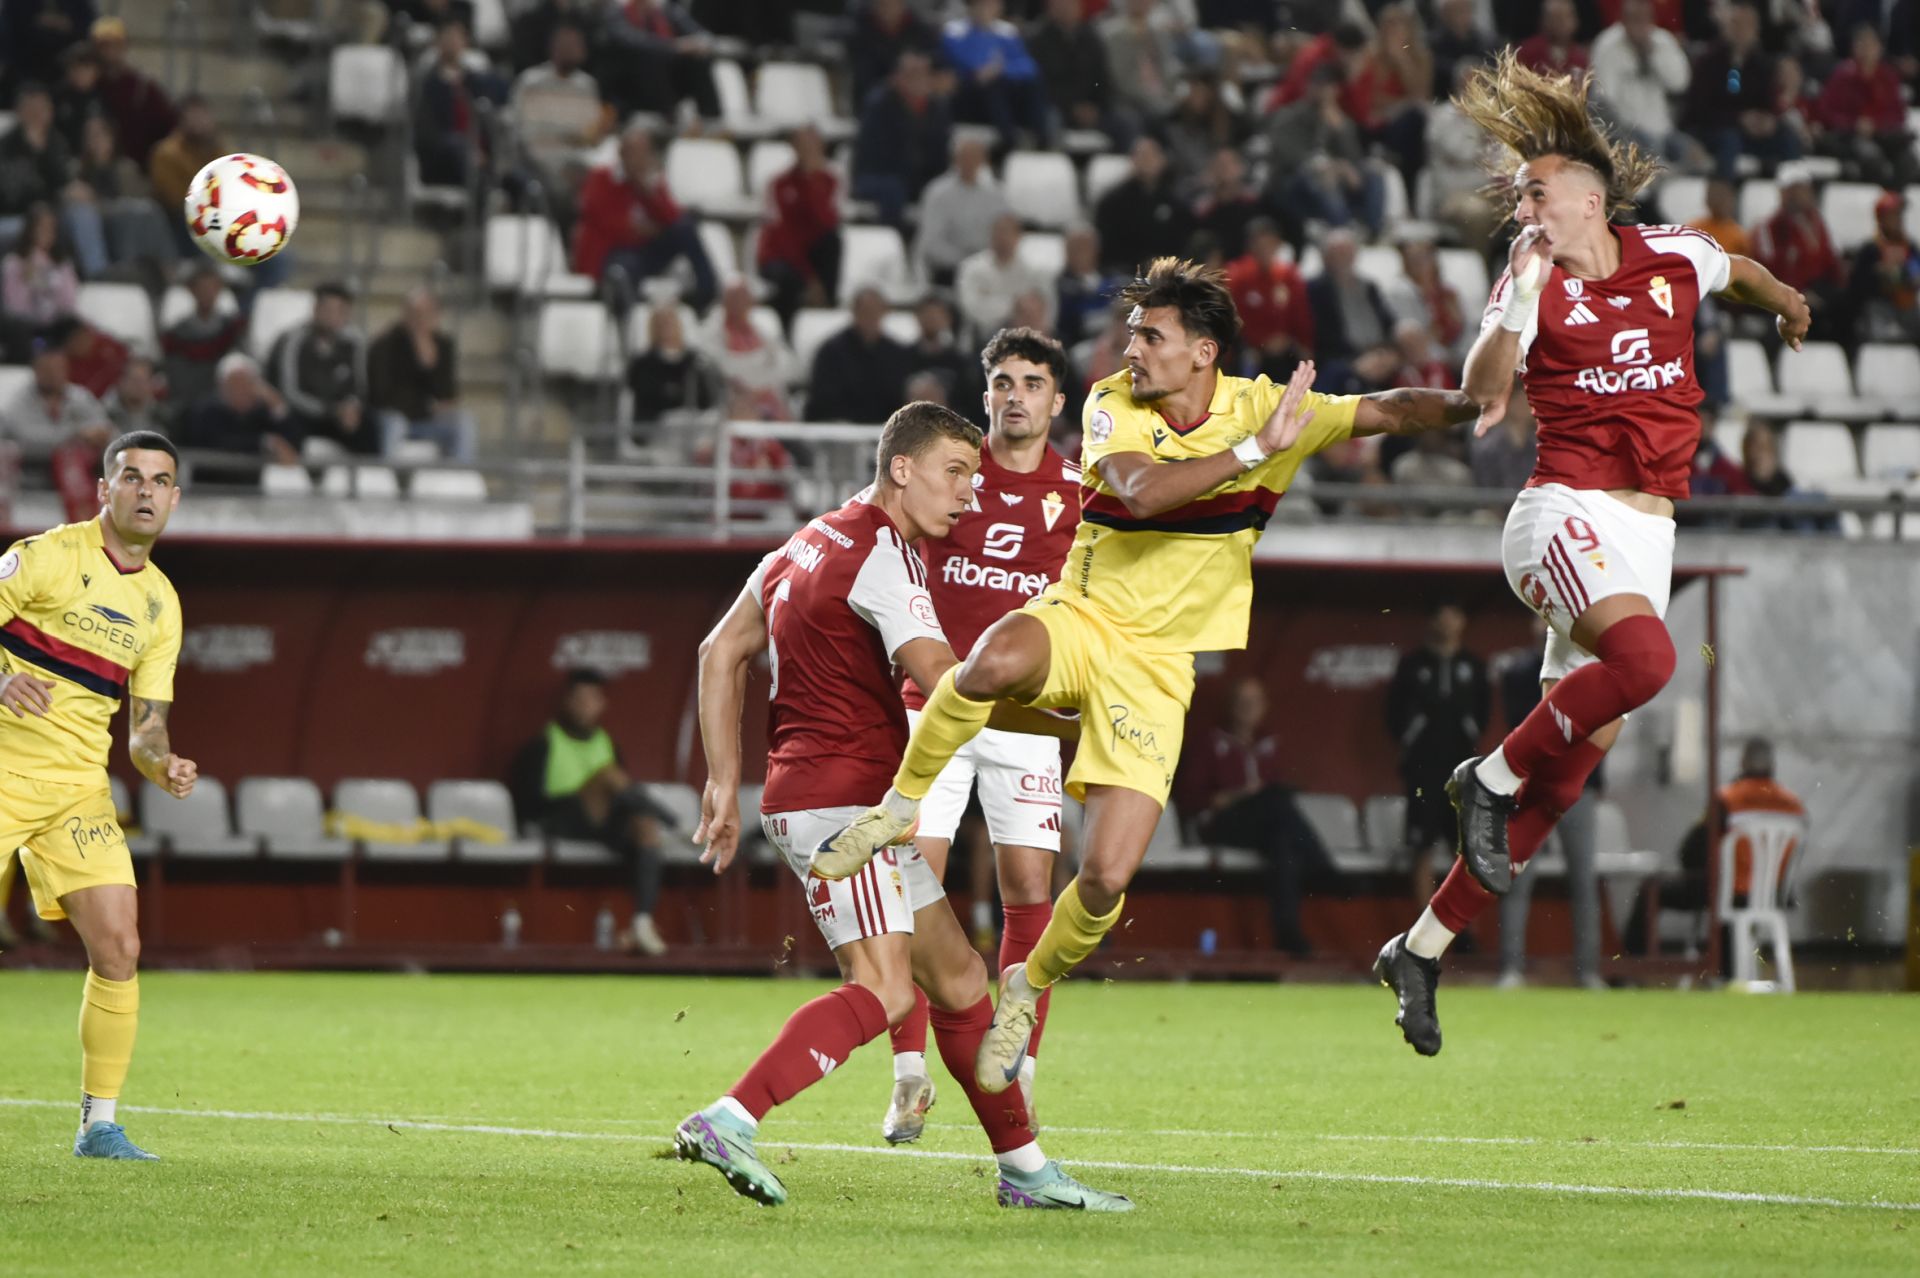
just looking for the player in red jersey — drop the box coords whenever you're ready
[674,401,1131,1211]
[881,328,1082,1144]
[1375,51,1811,1054]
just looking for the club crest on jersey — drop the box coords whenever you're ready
[1041,491,1066,531]
[1519,572,1556,619]
[1649,275,1674,317]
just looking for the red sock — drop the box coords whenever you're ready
[930,996,1034,1154]
[1429,738,1610,933]
[728,984,889,1121]
[1503,615,1674,778]
[889,985,929,1056]
[998,902,1053,1057]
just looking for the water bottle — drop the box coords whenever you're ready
[1198,927,1218,956]
[501,906,523,949]
[593,908,616,951]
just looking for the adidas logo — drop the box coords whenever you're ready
[810,1048,839,1077]
[1564,302,1599,326]
[1039,813,1061,833]
[1550,703,1575,743]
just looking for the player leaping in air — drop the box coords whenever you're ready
[1,432,195,1160]
[677,401,1130,1210]
[1374,51,1810,1055]
[813,258,1478,1093]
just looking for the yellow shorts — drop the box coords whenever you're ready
[1021,594,1196,806]
[1,771,133,921]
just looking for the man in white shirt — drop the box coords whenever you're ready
[956,213,1053,343]
[1589,0,1697,162]
[511,20,603,199]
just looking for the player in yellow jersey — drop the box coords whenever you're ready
[814,257,1478,1090]
[0,431,194,1160]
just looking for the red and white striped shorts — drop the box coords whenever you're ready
[763,806,938,951]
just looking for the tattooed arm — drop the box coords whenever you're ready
[1350,386,1480,439]
[130,696,198,798]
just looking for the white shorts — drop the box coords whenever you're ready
[763,806,947,952]
[908,710,1064,852]
[1503,484,1676,681]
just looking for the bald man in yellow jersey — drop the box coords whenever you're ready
[814,257,1477,1090]
[0,430,195,1160]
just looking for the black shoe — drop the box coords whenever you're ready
[1374,933,1442,1056]
[1447,757,1516,895]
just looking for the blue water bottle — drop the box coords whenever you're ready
[1199,928,1218,956]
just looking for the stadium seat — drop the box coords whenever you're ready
[837,224,915,304]
[789,307,848,370]
[1019,231,1066,278]
[237,776,350,861]
[1656,175,1709,226]
[1725,338,1801,418]
[1819,181,1882,251]
[1354,245,1402,291]
[1854,343,1920,418]
[639,782,709,866]
[329,45,407,125]
[1777,342,1877,419]
[1737,178,1779,226]
[1361,794,1407,856]
[261,465,314,497]
[484,213,571,294]
[140,777,255,858]
[755,62,836,131]
[1862,423,1920,479]
[1138,803,1209,872]
[410,469,488,500]
[1712,413,1748,459]
[1084,153,1132,207]
[470,0,507,48]
[711,59,757,134]
[246,287,316,360]
[1435,248,1490,309]
[665,138,754,218]
[1002,151,1081,228]
[355,466,402,499]
[0,364,27,407]
[159,282,238,329]
[551,838,619,866]
[1296,793,1375,875]
[76,282,156,351]
[880,310,920,346]
[1781,420,1861,485]
[746,139,796,203]
[427,780,543,863]
[334,778,446,861]
[536,300,618,381]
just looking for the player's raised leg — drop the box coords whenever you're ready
[61,883,157,1160]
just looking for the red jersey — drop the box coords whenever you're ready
[748,501,949,813]
[1482,223,1731,500]
[903,444,1081,710]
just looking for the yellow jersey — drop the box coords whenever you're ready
[0,519,182,785]
[1053,369,1358,653]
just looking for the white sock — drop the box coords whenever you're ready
[995,1140,1047,1175]
[893,1050,927,1082]
[80,1094,116,1130]
[714,1095,757,1131]
[1476,745,1522,796]
[1405,907,1456,960]
[881,787,919,820]
[971,899,993,932]
[1018,1055,1037,1090]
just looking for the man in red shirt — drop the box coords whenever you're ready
[679,400,1128,1211]
[571,125,717,309]
[755,124,842,324]
[1813,23,1920,189]
[1225,218,1313,380]
[1514,0,1589,77]
[1750,162,1847,331]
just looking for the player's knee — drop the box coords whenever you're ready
[876,976,921,1029]
[88,930,139,981]
[1076,863,1128,913]
[1599,615,1676,704]
[954,648,1017,700]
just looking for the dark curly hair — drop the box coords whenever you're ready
[979,326,1068,392]
[1118,256,1241,362]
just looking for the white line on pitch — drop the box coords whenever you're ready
[3,1099,1915,1213]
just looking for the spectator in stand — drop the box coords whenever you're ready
[1264,64,1385,240]
[1030,0,1117,144]
[1771,54,1816,160]
[957,212,1052,341]
[89,16,176,169]
[1591,0,1696,163]
[1191,146,1272,262]
[696,278,796,421]
[508,0,601,76]
[1307,228,1395,366]
[1751,162,1847,336]
[1424,60,1501,248]
[1055,223,1121,347]
[1225,217,1313,380]
[102,354,160,433]
[53,42,105,154]
[1386,601,1489,901]
[1687,177,1751,259]
[1514,0,1589,77]
[600,0,720,123]
[849,0,939,109]
[1390,415,1472,496]
[367,287,477,461]
[1163,75,1249,194]
[756,125,842,324]
[415,20,508,188]
[1349,4,1434,192]
[177,352,300,474]
[1428,0,1496,105]
[149,95,227,256]
[1260,20,1364,114]
[0,83,106,278]
[1738,419,1798,500]
[902,293,984,423]
[572,125,718,309]
[1009,287,1057,340]
[1469,381,1537,490]
[913,133,1008,289]
[1384,228,1467,361]
[0,329,110,482]
[269,283,374,455]
[1847,189,1920,342]
[803,286,910,423]
[1389,317,1456,392]
[1813,24,1920,188]
[159,264,244,428]
[1688,1,1798,180]
[55,311,127,400]
[1,0,96,92]
[1174,675,1329,957]
[851,50,953,230]
[73,115,175,275]
[1095,135,1194,275]
[625,303,721,436]
[1100,0,1181,126]
[941,0,1049,147]
[510,19,604,214]
[0,203,79,360]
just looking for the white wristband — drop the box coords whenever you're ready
[1497,287,1540,333]
[1231,436,1268,471]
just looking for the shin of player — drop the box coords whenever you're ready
[0,433,196,1160]
[1378,54,1810,1056]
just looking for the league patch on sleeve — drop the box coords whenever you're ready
[0,550,18,580]
[1088,410,1113,445]
[908,592,939,628]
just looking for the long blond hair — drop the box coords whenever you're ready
[1455,49,1661,220]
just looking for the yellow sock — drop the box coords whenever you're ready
[79,970,140,1101]
[1024,878,1124,989]
[893,668,995,800]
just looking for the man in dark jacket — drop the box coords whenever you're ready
[1029,0,1117,141]
[366,286,477,460]
[803,286,911,423]
[848,0,939,110]
[1093,135,1194,275]
[599,0,718,120]
[268,282,375,454]
[851,50,952,229]
[1386,602,1490,900]
[415,20,508,187]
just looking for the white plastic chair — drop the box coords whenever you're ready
[1862,423,1920,479]
[246,287,316,360]
[1657,175,1709,226]
[1002,151,1081,229]
[261,464,314,496]
[1297,793,1371,873]
[485,213,571,294]
[237,777,350,861]
[1717,811,1803,992]
[1083,153,1132,208]
[836,223,915,304]
[665,138,750,216]
[410,468,488,500]
[712,59,756,133]
[790,307,849,370]
[427,779,543,863]
[754,62,835,130]
[329,45,407,126]
[1018,231,1066,279]
[335,778,445,862]
[1854,344,1920,418]
[76,282,156,351]
[1737,178,1779,227]
[1781,420,1860,484]
[140,777,255,858]
[1435,248,1490,308]
[536,300,617,381]
[1818,181,1882,252]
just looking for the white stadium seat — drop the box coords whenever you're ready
[1819,181,1883,251]
[1737,178,1779,226]
[1726,338,1800,418]
[1296,793,1369,874]
[411,469,488,501]
[76,282,156,351]
[1084,153,1132,207]
[427,779,544,863]
[881,310,920,346]
[159,282,239,329]
[237,776,350,861]
[1002,151,1081,229]
[697,220,740,279]
[335,778,445,861]
[1362,794,1408,854]
[1019,231,1066,278]
[836,223,915,303]
[747,139,796,202]
[1436,248,1490,308]
[536,300,617,381]
[1657,176,1709,226]
[484,213,571,294]
[261,465,314,497]
[1354,245,1402,291]
[1854,343,1920,417]
[246,287,316,360]
[790,307,849,370]
[141,777,255,858]
[754,62,835,129]
[329,45,407,125]
[712,59,754,131]
[355,466,402,499]
[1781,420,1860,485]
[1862,423,1920,479]
[0,365,28,406]
[1777,341,1877,419]
[665,138,752,217]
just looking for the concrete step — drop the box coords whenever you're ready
[128,41,293,101]
[353,302,516,365]
[266,136,374,186]
[287,214,445,278]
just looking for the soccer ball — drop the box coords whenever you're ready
[183,152,299,266]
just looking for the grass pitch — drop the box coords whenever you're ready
[1,971,1915,1276]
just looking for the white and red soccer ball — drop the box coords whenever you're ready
[183,152,300,266]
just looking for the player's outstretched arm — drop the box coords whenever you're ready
[1719,254,1811,351]
[1350,387,1479,439]
[694,587,768,874]
[129,697,197,799]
